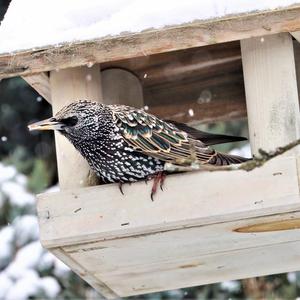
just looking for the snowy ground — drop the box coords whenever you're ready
[0,0,299,53]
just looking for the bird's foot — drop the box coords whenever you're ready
[150,172,166,201]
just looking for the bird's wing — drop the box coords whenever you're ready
[165,120,247,145]
[110,105,217,165]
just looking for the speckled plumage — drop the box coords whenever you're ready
[33,100,249,184]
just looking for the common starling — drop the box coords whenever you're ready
[28,100,249,198]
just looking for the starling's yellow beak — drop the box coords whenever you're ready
[28,117,64,131]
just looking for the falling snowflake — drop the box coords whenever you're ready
[36,96,42,102]
[260,37,264,43]
[87,62,94,68]
[1,136,8,142]
[86,74,92,81]
[143,73,148,78]
[143,105,149,111]
[188,108,194,117]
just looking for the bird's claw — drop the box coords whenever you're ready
[150,171,166,200]
[118,182,124,195]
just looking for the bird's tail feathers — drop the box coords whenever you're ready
[209,152,250,166]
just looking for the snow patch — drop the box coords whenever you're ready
[0,226,15,269]
[0,164,17,182]
[37,252,56,272]
[230,143,251,158]
[0,273,13,299]
[14,241,44,270]
[220,280,241,292]
[0,0,298,53]
[40,276,61,298]
[1,181,36,207]
[13,215,39,247]
[5,270,41,300]
[53,257,70,278]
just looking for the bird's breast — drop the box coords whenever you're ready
[78,138,164,183]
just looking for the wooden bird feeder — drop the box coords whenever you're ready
[1,3,300,298]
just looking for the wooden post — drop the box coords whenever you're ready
[50,65,103,189]
[101,68,144,107]
[241,33,300,156]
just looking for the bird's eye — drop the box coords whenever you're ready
[61,116,78,127]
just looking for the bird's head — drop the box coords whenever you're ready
[28,100,109,141]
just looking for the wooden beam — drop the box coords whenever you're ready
[50,66,103,189]
[101,68,143,107]
[51,248,117,299]
[241,33,300,155]
[291,31,300,42]
[22,72,51,103]
[37,157,299,248]
[68,239,300,296]
[2,4,300,79]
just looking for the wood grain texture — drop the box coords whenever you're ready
[21,42,247,124]
[51,248,118,299]
[22,72,51,103]
[61,212,300,296]
[241,33,300,155]
[235,217,300,233]
[37,156,299,248]
[101,68,144,107]
[50,66,103,189]
[291,31,300,42]
[1,4,300,78]
[89,240,300,296]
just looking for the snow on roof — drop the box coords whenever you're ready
[0,0,298,54]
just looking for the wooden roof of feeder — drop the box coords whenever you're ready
[0,2,300,124]
[1,2,300,299]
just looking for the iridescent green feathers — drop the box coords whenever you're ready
[110,105,247,166]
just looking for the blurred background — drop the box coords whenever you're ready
[1,1,300,299]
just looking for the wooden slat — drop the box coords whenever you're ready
[37,156,300,248]
[50,66,103,189]
[93,240,300,296]
[101,68,143,107]
[2,4,300,78]
[22,73,51,103]
[291,31,300,42]
[63,212,300,296]
[241,33,300,155]
[51,248,118,299]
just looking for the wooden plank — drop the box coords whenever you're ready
[61,212,300,296]
[50,66,103,189]
[291,31,300,42]
[102,41,245,123]
[22,72,51,103]
[241,33,300,155]
[101,68,143,107]
[51,248,118,299]
[93,240,300,296]
[64,211,300,271]
[2,5,300,78]
[21,42,247,124]
[37,156,300,248]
